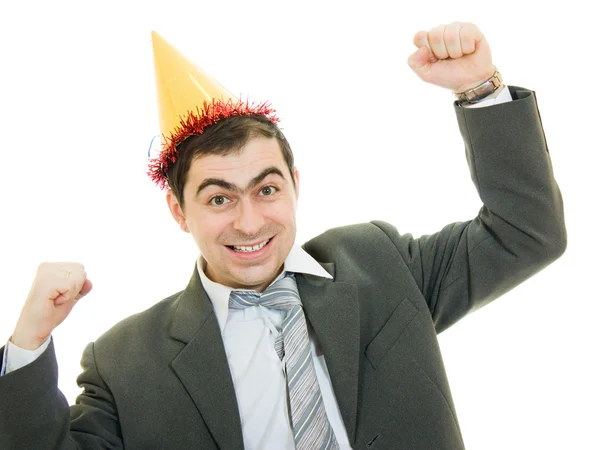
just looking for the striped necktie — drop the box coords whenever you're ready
[229,274,340,450]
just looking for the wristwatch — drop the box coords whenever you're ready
[454,69,504,105]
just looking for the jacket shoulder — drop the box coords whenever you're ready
[93,289,184,355]
[302,221,416,263]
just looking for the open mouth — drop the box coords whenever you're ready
[227,238,272,253]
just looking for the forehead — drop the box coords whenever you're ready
[186,137,287,184]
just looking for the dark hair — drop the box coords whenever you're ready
[167,115,295,210]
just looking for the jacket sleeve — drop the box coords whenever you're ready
[0,339,123,449]
[373,86,567,333]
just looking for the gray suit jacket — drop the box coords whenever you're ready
[0,87,567,449]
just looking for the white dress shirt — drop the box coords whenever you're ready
[197,244,352,450]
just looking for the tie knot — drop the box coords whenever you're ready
[229,274,301,312]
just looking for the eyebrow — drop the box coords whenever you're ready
[195,166,286,197]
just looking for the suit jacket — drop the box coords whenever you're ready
[0,87,567,449]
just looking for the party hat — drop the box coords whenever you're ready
[148,31,278,188]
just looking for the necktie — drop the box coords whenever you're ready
[229,274,340,450]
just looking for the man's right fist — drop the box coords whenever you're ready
[11,262,93,350]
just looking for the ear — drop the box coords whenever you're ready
[293,166,300,201]
[166,190,190,233]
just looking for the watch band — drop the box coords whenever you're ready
[454,69,503,104]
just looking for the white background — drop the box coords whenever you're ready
[0,1,597,449]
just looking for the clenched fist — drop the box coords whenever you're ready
[11,263,93,350]
[407,22,495,93]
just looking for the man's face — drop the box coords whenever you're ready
[167,137,299,292]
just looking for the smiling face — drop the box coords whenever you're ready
[167,137,299,292]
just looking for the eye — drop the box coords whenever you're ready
[260,185,278,196]
[209,195,231,206]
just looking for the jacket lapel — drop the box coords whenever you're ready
[297,267,360,444]
[169,268,244,450]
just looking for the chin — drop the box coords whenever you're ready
[232,264,282,290]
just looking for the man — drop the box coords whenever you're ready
[0,22,566,449]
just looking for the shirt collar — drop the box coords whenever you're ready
[196,244,332,333]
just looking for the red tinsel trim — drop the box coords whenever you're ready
[148,98,279,189]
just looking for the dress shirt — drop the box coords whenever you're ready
[196,244,352,449]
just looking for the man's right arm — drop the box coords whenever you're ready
[0,263,124,449]
[0,338,123,449]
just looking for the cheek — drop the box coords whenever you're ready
[189,214,228,242]
[267,201,297,225]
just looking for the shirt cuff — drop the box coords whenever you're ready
[463,85,512,109]
[1,336,51,375]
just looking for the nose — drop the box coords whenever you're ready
[233,198,265,238]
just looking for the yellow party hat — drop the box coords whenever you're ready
[148,31,278,189]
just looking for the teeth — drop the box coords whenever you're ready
[233,239,270,253]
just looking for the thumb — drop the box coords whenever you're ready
[76,279,93,301]
[407,46,432,72]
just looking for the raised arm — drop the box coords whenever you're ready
[374,23,567,332]
[0,264,123,449]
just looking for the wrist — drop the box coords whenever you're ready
[455,67,496,92]
[10,329,47,351]
[454,68,504,105]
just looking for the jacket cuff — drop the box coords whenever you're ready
[3,336,51,375]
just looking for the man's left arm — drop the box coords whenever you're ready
[389,23,568,331]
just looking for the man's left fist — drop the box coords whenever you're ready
[407,22,495,93]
